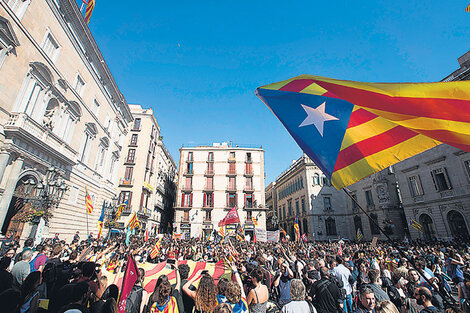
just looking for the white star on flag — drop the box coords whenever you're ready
[298,102,339,136]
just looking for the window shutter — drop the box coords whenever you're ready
[128,192,133,208]
[444,168,452,189]
[430,171,438,191]
[203,193,207,207]
[190,193,193,206]
[181,194,185,207]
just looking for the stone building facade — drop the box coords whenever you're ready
[345,168,407,241]
[273,155,349,241]
[155,140,177,234]
[265,181,277,231]
[116,105,160,233]
[0,0,133,241]
[174,143,265,239]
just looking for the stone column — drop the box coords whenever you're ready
[0,151,11,185]
[0,157,24,232]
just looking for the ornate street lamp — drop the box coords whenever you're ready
[14,167,68,238]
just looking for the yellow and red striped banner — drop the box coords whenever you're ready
[101,260,231,293]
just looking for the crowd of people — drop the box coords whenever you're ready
[0,230,469,313]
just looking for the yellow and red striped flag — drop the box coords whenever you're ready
[218,226,225,237]
[85,187,93,214]
[252,217,258,226]
[150,237,162,259]
[466,3,470,12]
[84,0,95,24]
[126,212,140,230]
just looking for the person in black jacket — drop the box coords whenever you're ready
[310,267,344,313]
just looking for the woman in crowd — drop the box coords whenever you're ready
[148,279,179,313]
[247,267,269,313]
[183,271,218,313]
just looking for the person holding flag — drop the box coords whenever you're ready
[294,216,300,241]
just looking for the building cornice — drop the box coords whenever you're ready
[55,0,133,123]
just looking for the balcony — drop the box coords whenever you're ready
[155,199,164,210]
[5,113,77,165]
[203,218,212,224]
[244,170,253,177]
[226,185,237,192]
[122,208,132,216]
[143,181,154,193]
[227,170,236,177]
[183,171,193,177]
[228,157,236,163]
[245,158,252,164]
[244,185,254,193]
[204,170,214,176]
[182,185,192,192]
[119,178,134,187]
[204,185,214,192]
[137,209,151,219]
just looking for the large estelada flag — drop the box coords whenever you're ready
[218,207,240,227]
[256,75,470,189]
[85,187,93,214]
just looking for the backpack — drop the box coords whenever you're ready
[126,285,144,313]
[29,255,40,272]
[462,299,470,313]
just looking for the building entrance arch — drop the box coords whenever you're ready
[447,210,469,241]
[419,214,436,241]
[1,172,40,236]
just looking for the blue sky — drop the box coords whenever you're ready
[84,0,470,184]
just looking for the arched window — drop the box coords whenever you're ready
[321,174,329,186]
[447,210,469,241]
[419,214,436,241]
[325,217,337,236]
[0,16,20,69]
[15,62,54,122]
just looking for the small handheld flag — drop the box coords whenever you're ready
[126,212,140,230]
[409,218,423,232]
[218,226,225,237]
[301,233,308,242]
[85,187,93,214]
[150,237,162,259]
[294,216,300,241]
[252,217,258,226]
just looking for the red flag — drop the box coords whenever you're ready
[253,233,257,243]
[144,230,148,242]
[337,244,343,256]
[118,255,139,313]
[218,207,240,227]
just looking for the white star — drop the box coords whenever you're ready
[298,102,339,136]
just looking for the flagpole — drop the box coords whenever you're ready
[342,188,457,309]
[86,210,89,245]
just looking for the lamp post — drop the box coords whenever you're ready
[15,166,68,239]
